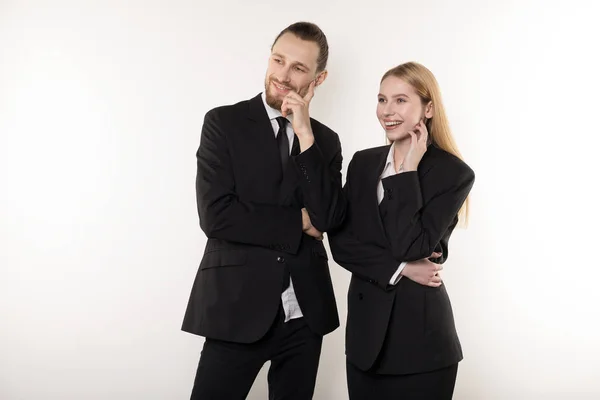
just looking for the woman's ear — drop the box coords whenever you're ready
[425,101,434,119]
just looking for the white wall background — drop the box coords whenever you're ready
[1,0,599,399]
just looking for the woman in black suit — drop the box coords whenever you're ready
[329,62,474,400]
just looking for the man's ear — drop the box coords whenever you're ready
[315,70,328,87]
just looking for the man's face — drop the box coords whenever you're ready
[264,33,321,111]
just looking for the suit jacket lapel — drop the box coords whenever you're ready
[247,94,285,178]
[247,94,303,206]
[279,131,302,205]
[367,146,392,246]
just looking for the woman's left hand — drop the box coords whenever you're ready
[402,119,429,171]
[400,252,443,287]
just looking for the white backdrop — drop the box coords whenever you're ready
[1,1,599,399]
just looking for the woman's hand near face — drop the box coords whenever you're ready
[402,120,429,172]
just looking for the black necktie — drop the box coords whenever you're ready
[275,117,292,291]
[275,117,290,170]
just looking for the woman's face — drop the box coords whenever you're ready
[377,76,429,142]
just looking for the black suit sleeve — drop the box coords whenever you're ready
[292,131,346,232]
[432,216,458,265]
[196,109,303,253]
[329,157,400,291]
[380,162,474,262]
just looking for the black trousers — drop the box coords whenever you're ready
[190,309,323,400]
[346,360,458,400]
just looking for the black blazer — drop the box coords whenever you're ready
[182,94,346,343]
[329,144,474,375]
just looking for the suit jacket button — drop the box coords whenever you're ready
[277,257,285,263]
[358,293,364,300]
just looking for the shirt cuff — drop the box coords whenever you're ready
[389,262,407,285]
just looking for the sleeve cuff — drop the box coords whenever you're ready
[389,261,407,285]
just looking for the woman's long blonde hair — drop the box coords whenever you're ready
[382,62,470,226]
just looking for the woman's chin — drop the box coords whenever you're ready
[386,130,409,143]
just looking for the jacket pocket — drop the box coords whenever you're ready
[200,249,247,270]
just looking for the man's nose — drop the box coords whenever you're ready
[278,66,292,83]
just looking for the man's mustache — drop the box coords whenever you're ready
[270,78,298,93]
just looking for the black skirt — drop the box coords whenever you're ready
[346,360,459,400]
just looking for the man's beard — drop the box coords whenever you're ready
[264,77,309,112]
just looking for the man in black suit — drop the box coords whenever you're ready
[182,22,346,399]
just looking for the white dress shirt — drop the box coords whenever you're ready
[377,144,408,285]
[261,92,303,322]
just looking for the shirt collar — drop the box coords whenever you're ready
[385,144,395,168]
[261,92,292,123]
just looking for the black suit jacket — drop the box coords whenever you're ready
[329,144,475,375]
[182,94,346,343]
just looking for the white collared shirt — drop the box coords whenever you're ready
[261,92,303,322]
[377,144,408,285]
